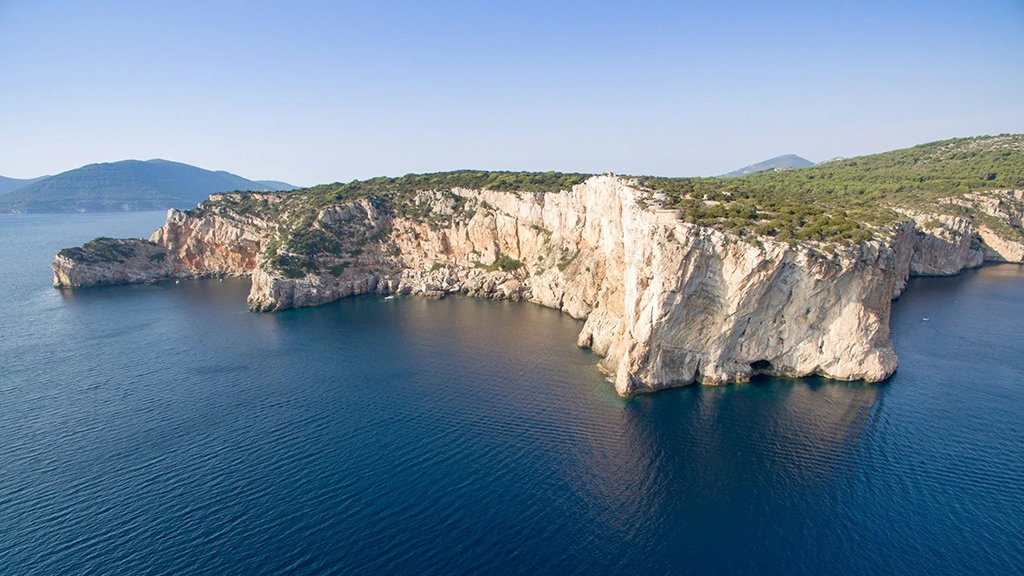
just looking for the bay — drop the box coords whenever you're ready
[1,212,1022,575]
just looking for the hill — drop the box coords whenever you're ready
[720,154,815,177]
[0,159,295,213]
[173,135,1024,252]
[255,180,298,191]
[0,175,48,196]
[641,134,1024,243]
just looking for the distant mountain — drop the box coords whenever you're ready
[255,180,298,191]
[0,175,49,196]
[0,159,296,213]
[720,154,815,178]
[817,157,846,165]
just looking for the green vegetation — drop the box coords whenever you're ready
[476,254,524,272]
[638,134,1024,243]
[305,170,588,208]
[530,224,553,240]
[58,237,137,263]
[175,136,1024,279]
[557,248,580,272]
[148,252,167,262]
[189,170,588,278]
[274,254,317,278]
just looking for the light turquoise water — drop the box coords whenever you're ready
[1,212,1022,575]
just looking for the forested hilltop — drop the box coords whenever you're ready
[639,134,1024,244]
[185,134,1023,278]
[0,159,295,213]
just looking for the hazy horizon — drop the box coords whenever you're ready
[2,0,1021,187]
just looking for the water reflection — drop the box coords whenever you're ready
[7,214,1024,575]
[73,280,891,546]
[557,376,884,545]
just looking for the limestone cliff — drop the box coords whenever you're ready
[52,177,1024,396]
[958,190,1024,263]
[53,237,182,287]
[150,207,265,275]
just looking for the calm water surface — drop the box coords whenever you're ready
[1,212,1022,575]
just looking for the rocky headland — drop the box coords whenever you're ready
[53,137,1024,396]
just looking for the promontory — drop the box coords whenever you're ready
[53,135,1024,396]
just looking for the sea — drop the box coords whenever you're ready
[1,211,1022,575]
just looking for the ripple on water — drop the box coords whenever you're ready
[1,214,1023,575]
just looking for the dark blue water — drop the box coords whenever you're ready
[1,212,1022,575]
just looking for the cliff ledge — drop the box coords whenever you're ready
[53,175,1024,396]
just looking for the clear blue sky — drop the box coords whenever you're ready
[1,0,1021,186]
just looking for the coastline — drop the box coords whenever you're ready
[50,176,1024,396]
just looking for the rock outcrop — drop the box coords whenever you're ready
[893,210,986,276]
[963,190,1024,263]
[52,177,1024,396]
[150,208,265,275]
[53,238,183,287]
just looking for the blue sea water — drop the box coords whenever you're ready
[1,212,1022,575]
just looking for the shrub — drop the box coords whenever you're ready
[475,254,524,272]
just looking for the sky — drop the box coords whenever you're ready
[1,0,1022,186]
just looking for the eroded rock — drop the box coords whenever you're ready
[52,176,1024,396]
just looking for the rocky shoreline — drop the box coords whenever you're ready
[53,176,1024,396]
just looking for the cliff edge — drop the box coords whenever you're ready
[52,171,1024,396]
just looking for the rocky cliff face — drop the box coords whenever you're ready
[149,203,266,275]
[53,238,183,288]
[893,210,986,276]
[52,177,1024,396]
[963,190,1024,263]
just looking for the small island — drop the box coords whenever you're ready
[53,135,1024,396]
